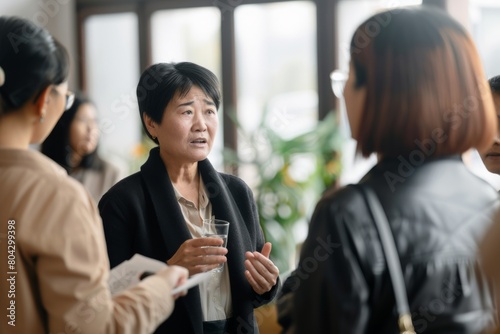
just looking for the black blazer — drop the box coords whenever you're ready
[99,147,279,334]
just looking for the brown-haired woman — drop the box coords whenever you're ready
[288,7,499,334]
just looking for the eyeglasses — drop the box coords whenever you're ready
[330,69,348,99]
[65,91,75,111]
[51,86,75,111]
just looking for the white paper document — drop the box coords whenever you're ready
[109,254,167,296]
[170,271,212,295]
[108,253,212,296]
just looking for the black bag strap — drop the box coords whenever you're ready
[361,187,416,334]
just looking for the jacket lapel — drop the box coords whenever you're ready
[199,160,253,253]
[140,148,204,334]
[140,147,192,255]
[199,160,254,316]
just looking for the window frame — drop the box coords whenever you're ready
[77,0,338,164]
[77,0,446,167]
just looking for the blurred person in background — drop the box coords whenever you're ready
[284,7,499,334]
[42,94,124,202]
[480,75,500,176]
[0,16,187,334]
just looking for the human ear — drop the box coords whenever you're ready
[143,113,158,139]
[34,86,51,120]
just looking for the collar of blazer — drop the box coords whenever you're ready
[140,147,252,331]
[139,147,249,257]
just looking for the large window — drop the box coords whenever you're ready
[78,0,323,176]
[151,7,221,70]
[235,2,317,136]
[79,0,482,187]
[83,12,140,171]
[151,7,223,168]
[235,1,317,186]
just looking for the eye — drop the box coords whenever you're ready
[182,110,193,115]
[207,109,217,115]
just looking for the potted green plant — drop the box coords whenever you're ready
[224,111,344,272]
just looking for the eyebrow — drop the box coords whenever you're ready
[176,99,215,108]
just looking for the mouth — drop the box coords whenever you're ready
[486,152,500,157]
[190,138,207,144]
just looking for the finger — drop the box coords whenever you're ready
[247,255,279,287]
[172,291,186,299]
[172,272,189,299]
[186,254,226,268]
[202,254,227,265]
[192,237,225,247]
[178,253,226,273]
[157,265,189,287]
[190,263,222,275]
[200,247,228,256]
[245,267,266,294]
[245,251,255,260]
[260,242,272,258]
[177,270,188,286]
[245,259,273,292]
[244,270,262,294]
[251,251,279,275]
[182,245,227,259]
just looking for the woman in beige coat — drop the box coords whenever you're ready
[0,16,188,334]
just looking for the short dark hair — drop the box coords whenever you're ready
[41,94,101,173]
[0,16,69,114]
[350,7,496,158]
[489,76,500,94]
[136,62,221,144]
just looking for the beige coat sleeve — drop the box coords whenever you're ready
[27,182,175,334]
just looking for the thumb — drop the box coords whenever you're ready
[260,242,272,258]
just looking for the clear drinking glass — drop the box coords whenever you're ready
[202,218,230,273]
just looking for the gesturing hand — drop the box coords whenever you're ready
[167,237,227,276]
[244,242,279,295]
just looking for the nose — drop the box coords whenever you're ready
[86,120,96,131]
[86,119,99,137]
[192,111,207,132]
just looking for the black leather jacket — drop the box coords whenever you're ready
[287,156,499,334]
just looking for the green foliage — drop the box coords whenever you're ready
[224,111,344,272]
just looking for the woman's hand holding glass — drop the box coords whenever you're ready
[167,238,228,276]
[244,242,279,295]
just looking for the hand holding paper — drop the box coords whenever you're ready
[170,271,212,295]
[109,254,209,296]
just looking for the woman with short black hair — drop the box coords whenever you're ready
[99,61,281,334]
